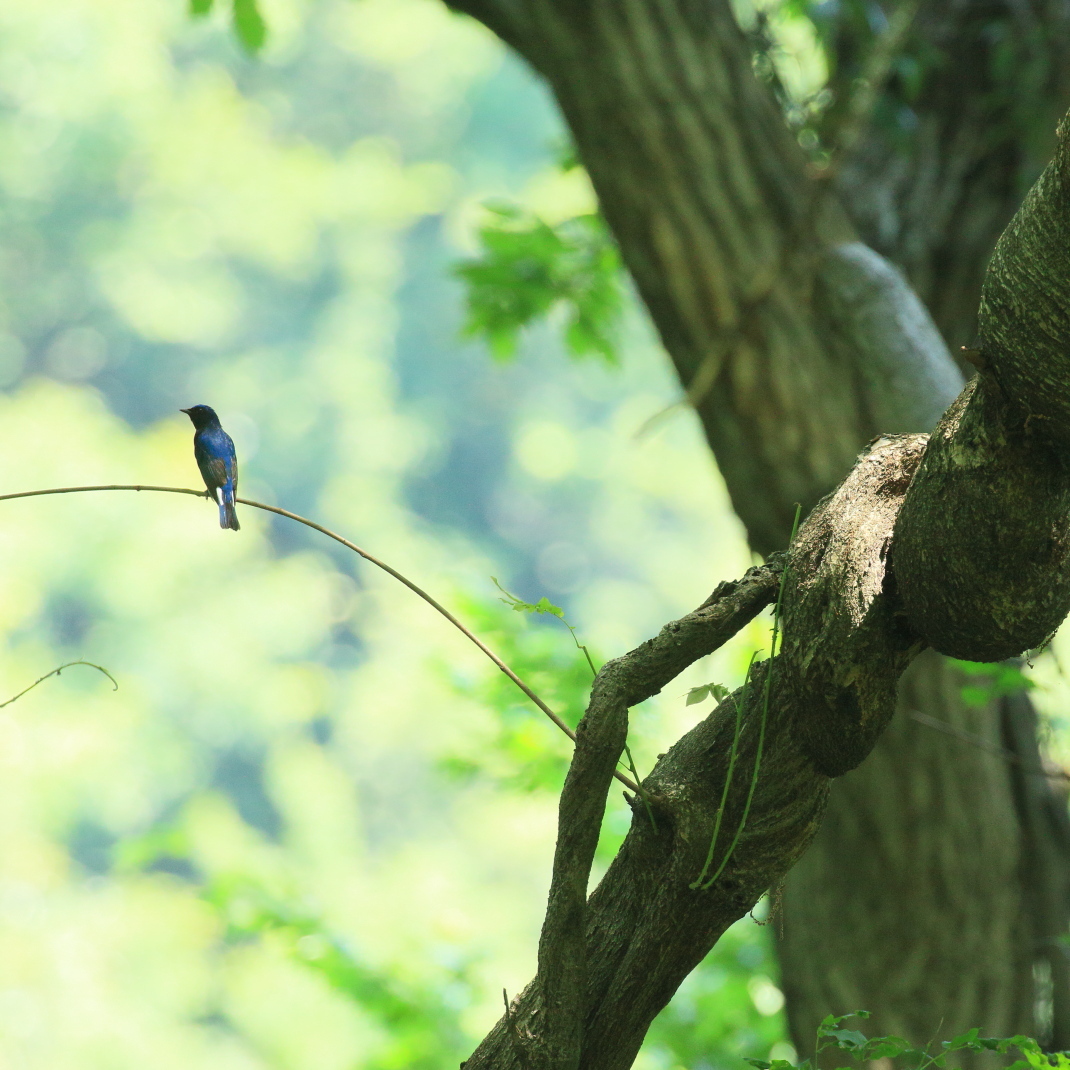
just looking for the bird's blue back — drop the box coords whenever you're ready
[186,409,240,530]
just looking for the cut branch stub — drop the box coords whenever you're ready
[893,377,1070,663]
[781,434,927,776]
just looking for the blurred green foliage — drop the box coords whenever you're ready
[203,876,473,1068]
[435,593,589,792]
[951,660,1035,709]
[189,0,267,53]
[747,1009,1057,1070]
[232,0,268,53]
[0,0,1005,1065]
[457,204,624,363]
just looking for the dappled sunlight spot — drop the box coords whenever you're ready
[333,140,456,228]
[575,577,665,655]
[182,793,286,892]
[747,0,827,102]
[250,663,331,730]
[0,836,68,888]
[331,0,500,115]
[521,165,599,227]
[220,941,377,1070]
[98,257,243,347]
[514,420,578,481]
[136,68,335,273]
[748,974,786,1017]
[265,741,364,865]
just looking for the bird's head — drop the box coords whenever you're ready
[181,404,220,430]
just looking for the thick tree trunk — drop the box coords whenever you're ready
[445,0,1070,1061]
[829,0,1070,353]
[778,652,1034,1052]
[781,3,1070,1056]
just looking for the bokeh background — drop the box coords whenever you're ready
[0,1,1062,1067]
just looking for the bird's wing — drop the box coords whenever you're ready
[223,434,238,485]
[197,451,230,492]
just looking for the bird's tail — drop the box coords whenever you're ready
[217,485,240,531]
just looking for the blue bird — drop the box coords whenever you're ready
[181,404,240,531]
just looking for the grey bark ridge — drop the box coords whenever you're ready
[781,433,927,776]
[979,118,1070,446]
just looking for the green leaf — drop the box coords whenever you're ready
[189,0,214,14]
[949,659,1035,707]
[232,0,266,53]
[816,1012,846,1034]
[685,682,732,705]
[864,1038,912,1060]
[944,1028,981,1050]
[825,1028,869,1050]
[532,596,565,619]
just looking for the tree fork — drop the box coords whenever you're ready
[463,434,933,1069]
[440,0,1070,1059]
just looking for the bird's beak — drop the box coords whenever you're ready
[180,408,190,414]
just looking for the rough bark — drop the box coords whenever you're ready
[781,2,1070,1057]
[894,380,1070,662]
[441,0,1070,1062]
[460,304,1070,1065]
[447,0,958,552]
[531,562,785,1066]
[463,435,930,1070]
[778,650,1034,1050]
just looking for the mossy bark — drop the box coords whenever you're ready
[444,0,1070,1063]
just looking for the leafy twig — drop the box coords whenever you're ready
[690,652,757,890]
[493,577,598,674]
[746,1010,1043,1070]
[697,503,802,891]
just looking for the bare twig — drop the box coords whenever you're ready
[909,708,1070,782]
[0,483,639,789]
[502,989,531,1069]
[0,659,117,709]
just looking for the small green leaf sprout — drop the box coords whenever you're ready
[686,682,732,706]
